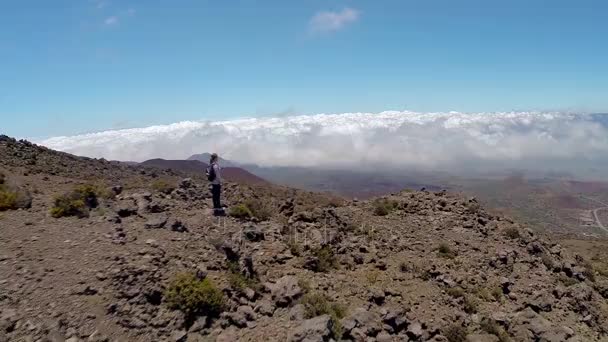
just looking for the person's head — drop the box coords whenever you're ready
[210,153,218,164]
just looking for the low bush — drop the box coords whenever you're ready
[503,227,520,240]
[287,238,302,256]
[373,198,399,216]
[480,317,511,342]
[151,179,175,194]
[444,324,467,342]
[446,287,465,298]
[0,174,32,211]
[365,269,380,285]
[164,272,224,317]
[300,292,346,339]
[244,198,272,221]
[311,245,338,272]
[581,259,596,282]
[50,184,105,218]
[229,204,253,219]
[558,274,578,287]
[0,185,18,211]
[226,261,260,292]
[437,243,457,259]
[463,295,479,314]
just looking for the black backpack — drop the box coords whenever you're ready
[206,164,216,182]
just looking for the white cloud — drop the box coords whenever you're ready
[104,16,118,26]
[94,0,107,9]
[37,111,608,178]
[309,8,360,33]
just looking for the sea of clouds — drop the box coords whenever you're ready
[38,111,608,176]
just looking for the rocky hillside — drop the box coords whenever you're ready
[0,135,607,342]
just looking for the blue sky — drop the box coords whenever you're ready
[1,0,607,138]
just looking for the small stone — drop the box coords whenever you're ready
[171,330,188,342]
[407,321,424,340]
[145,239,158,247]
[144,214,168,229]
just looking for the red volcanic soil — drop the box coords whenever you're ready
[140,159,268,185]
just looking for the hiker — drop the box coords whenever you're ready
[207,153,224,216]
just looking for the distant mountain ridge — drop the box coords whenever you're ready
[140,158,268,185]
[187,153,239,167]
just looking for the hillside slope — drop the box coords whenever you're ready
[141,158,269,185]
[0,135,607,342]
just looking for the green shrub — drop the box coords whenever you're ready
[437,243,457,259]
[229,204,253,219]
[244,199,272,221]
[0,185,18,211]
[581,260,596,282]
[151,179,175,194]
[300,292,346,339]
[311,245,338,272]
[463,295,479,314]
[164,272,224,317]
[490,285,503,302]
[444,324,467,342]
[373,198,399,216]
[365,269,380,285]
[503,227,520,240]
[50,184,106,218]
[540,253,556,271]
[480,317,511,342]
[446,287,465,298]
[287,238,302,256]
[226,261,260,292]
[558,274,578,287]
[298,277,312,293]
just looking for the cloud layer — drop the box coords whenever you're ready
[309,8,360,33]
[38,111,608,177]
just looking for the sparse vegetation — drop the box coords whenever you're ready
[300,292,346,339]
[476,285,503,302]
[581,259,596,282]
[0,174,30,211]
[437,243,457,259]
[0,185,18,211]
[446,287,465,298]
[558,274,578,287]
[463,295,479,314]
[373,198,399,216]
[311,245,338,272]
[503,227,520,240]
[444,324,467,342]
[226,261,260,292]
[50,184,105,218]
[480,317,511,342]
[229,199,272,221]
[491,285,503,302]
[365,269,380,285]
[164,272,224,317]
[287,238,302,256]
[298,277,312,293]
[151,179,175,194]
[540,253,556,271]
[229,204,253,219]
[244,198,272,221]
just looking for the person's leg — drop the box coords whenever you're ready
[217,185,222,208]
[212,185,220,209]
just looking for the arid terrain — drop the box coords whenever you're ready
[1,135,608,342]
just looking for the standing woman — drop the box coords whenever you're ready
[207,153,224,215]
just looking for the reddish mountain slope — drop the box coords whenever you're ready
[140,158,268,185]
